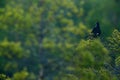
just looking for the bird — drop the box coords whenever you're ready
[91,22,101,38]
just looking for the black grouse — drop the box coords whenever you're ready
[91,22,101,38]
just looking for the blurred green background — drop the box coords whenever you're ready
[0,0,120,80]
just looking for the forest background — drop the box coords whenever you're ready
[0,0,120,80]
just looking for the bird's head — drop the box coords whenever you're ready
[95,22,100,28]
[96,22,99,25]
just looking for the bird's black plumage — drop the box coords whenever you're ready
[91,22,101,38]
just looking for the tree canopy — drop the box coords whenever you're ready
[0,0,120,80]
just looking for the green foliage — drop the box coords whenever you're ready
[115,56,120,66]
[0,39,29,78]
[75,39,109,68]
[0,0,6,8]
[107,29,120,79]
[0,0,120,80]
[12,69,29,80]
[0,74,11,80]
[108,29,120,54]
